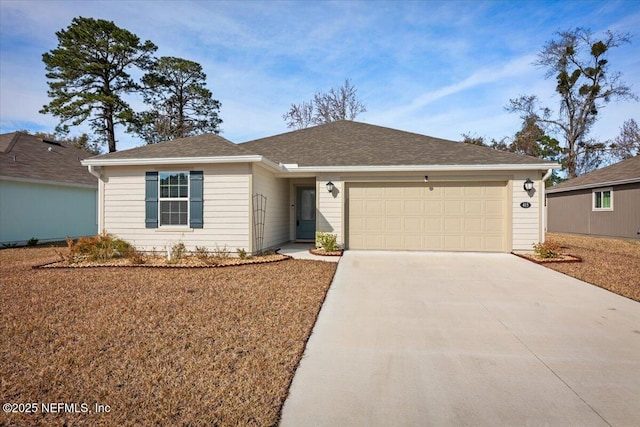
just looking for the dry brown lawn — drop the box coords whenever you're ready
[545,233,640,302]
[0,246,337,426]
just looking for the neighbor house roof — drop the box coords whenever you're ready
[547,156,640,194]
[241,121,554,167]
[0,132,97,187]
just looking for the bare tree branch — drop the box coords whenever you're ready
[506,28,637,177]
[283,79,366,129]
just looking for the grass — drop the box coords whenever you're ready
[544,233,640,302]
[0,246,337,426]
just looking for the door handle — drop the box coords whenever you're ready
[297,220,299,226]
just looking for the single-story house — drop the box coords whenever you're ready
[0,132,98,245]
[547,156,640,239]
[81,121,560,253]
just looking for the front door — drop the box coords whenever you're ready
[296,186,316,240]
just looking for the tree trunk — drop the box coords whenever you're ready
[106,112,116,153]
[566,137,577,178]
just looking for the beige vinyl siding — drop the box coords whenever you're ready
[102,164,251,251]
[317,176,344,245]
[251,164,289,250]
[512,174,542,251]
[547,183,640,239]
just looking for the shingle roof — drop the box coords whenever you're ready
[241,121,551,166]
[0,132,97,187]
[88,133,253,160]
[84,121,556,169]
[547,156,640,193]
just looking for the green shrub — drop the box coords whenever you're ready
[533,240,563,259]
[316,232,339,252]
[236,248,249,259]
[27,237,39,246]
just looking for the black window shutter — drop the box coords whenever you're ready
[190,171,204,229]
[145,172,158,228]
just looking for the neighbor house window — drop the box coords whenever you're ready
[145,171,203,229]
[159,172,189,225]
[593,188,613,211]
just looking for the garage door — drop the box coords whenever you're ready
[347,182,507,252]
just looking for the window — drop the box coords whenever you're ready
[145,171,203,229]
[159,172,189,226]
[593,188,613,211]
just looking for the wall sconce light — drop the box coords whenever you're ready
[424,175,429,182]
[326,181,334,193]
[523,178,534,192]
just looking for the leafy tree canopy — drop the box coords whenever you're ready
[40,17,157,152]
[462,115,565,186]
[130,56,222,144]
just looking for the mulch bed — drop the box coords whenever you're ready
[0,246,337,426]
[309,248,343,257]
[542,233,640,302]
[512,252,582,264]
[34,253,290,269]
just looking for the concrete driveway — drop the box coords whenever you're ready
[280,251,640,427]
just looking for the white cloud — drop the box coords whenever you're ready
[1,0,638,149]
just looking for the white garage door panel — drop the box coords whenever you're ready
[347,182,507,252]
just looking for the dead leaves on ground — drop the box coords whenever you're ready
[545,233,640,302]
[0,247,336,426]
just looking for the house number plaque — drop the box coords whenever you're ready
[520,202,531,208]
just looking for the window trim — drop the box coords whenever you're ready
[158,171,190,227]
[592,187,613,211]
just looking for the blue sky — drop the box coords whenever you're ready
[1,0,639,151]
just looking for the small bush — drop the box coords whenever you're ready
[316,232,339,252]
[194,246,209,260]
[64,234,137,264]
[167,241,187,264]
[194,246,216,265]
[237,248,249,259]
[533,240,563,259]
[27,237,39,247]
[211,244,231,264]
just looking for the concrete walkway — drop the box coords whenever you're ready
[280,251,640,427]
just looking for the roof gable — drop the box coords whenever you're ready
[88,133,253,160]
[0,132,97,187]
[241,121,551,167]
[547,156,640,193]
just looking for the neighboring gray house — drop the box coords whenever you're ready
[0,132,98,245]
[547,156,640,239]
[82,121,560,253]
